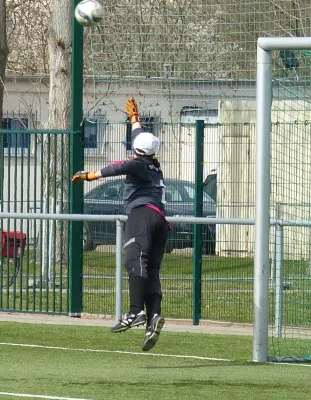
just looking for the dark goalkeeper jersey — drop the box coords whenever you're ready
[99,127,165,215]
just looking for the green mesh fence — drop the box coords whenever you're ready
[0,131,72,314]
[81,119,256,322]
[83,0,311,122]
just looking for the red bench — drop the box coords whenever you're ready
[0,230,26,258]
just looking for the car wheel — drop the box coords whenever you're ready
[202,241,215,255]
[83,222,96,251]
[165,241,174,253]
[202,226,216,255]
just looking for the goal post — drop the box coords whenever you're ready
[254,37,311,363]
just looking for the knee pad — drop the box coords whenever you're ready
[124,242,148,279]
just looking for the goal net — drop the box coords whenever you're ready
[270,48,311,362]
[255,38,311,363]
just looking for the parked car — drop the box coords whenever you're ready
[83,178,216,254]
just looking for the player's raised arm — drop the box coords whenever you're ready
[125,97,144,142]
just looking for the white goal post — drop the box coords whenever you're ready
[254,37,311,363]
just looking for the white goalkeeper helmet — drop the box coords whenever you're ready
[133,132,160,156]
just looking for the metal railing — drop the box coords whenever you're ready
[2,210,311,327]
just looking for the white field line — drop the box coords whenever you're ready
[270,362,311,367]
[2,342,311,368]
[0,341,231,362]
[0,392,92,400]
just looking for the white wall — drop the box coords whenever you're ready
[3,76,310,260]
[218,100,311,259]
[3,74,255,123]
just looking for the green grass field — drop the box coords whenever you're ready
[0,321,310,400]
[3,249,311,330]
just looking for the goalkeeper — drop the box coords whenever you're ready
[72,97,169,351]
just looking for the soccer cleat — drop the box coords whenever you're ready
[142,314,165,351]
[110,310,146,333]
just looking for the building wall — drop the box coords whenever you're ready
[3,74,258,123]
[3,76,311,260]
[218,100,311,259]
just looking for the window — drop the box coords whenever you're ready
[97,181,123,201]
[166,181,216,203]
[2,117,29,154]
[180,107,218,125]
[126,118,131,151]
[165,184,182,202]
[84,119,97,148]
[85,181,123,202]
[141,115,158,135]
[183,184,215,204]
[84,116,107,154]
[125,115,161,151]
[204,173,217,202]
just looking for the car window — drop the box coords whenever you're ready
[183,184,215,203]
[85,181,122,201]
[165,184,182,202]
[98,182,123,200]
[204,174,217,201]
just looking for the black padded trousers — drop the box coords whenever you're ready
[123,206,169,318]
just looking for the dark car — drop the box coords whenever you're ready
[83,178,216,254]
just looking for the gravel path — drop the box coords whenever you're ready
[0,312,253,336]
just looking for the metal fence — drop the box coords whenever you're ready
[1,209,309,333]
[0,119,260,322]
[1,119,310,331]
[0,211,256,324]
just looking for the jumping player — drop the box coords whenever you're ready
[72,97,169,351]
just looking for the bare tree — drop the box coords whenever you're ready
[41,0,71,271]
[5,0,311,82]
[0,0,9,203]
[6,0,50,74]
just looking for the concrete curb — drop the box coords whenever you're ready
[0,312,254,336]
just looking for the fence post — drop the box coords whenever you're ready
[193,119,204,325]
[115,219,123,322]
[69,0,84,316]
[274,222,284,337]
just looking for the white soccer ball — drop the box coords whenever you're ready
[74,0,104,27]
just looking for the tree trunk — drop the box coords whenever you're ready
[42,0,71,273]
[0,0,9,205]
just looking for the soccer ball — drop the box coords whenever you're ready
[74,0,104,27]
